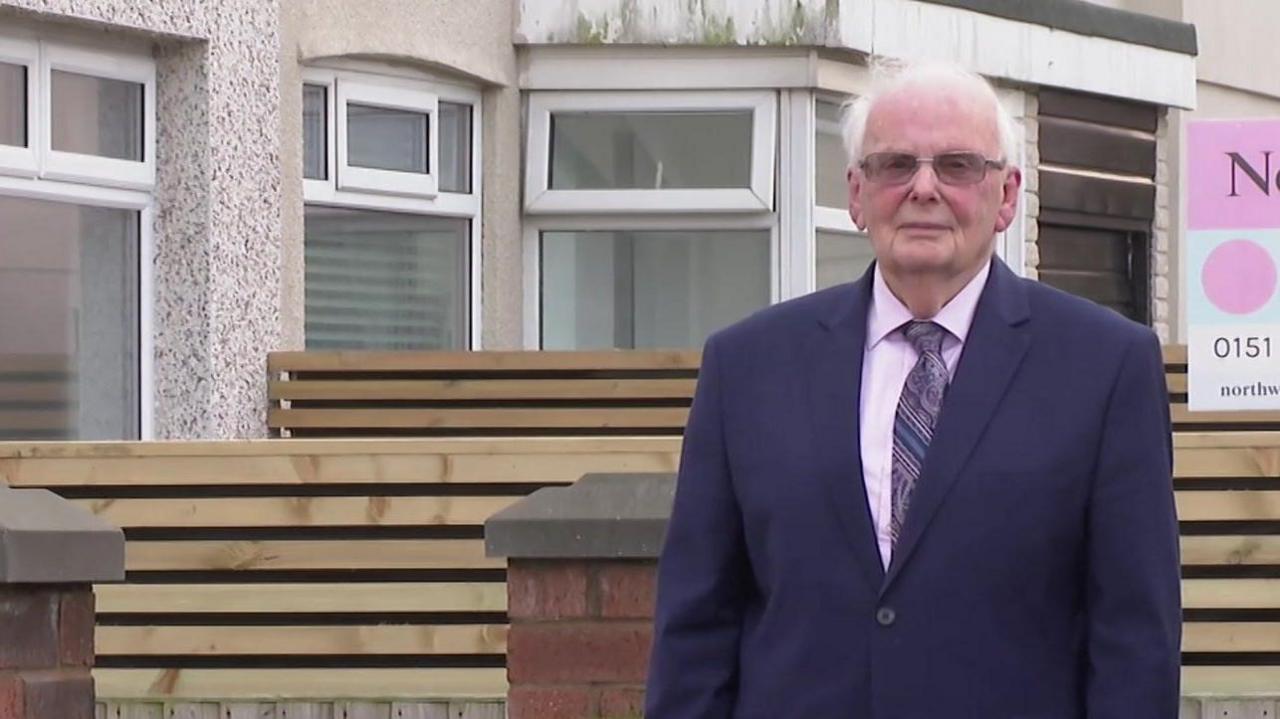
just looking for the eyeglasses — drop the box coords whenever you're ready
[859,152,1006,186]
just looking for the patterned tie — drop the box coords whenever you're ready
[890,320,949,549]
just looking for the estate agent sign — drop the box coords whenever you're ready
[1186,119,1280,410]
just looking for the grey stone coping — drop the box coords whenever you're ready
[485,473,675,559]
[921,0,1197,55]
[0,486,126,584]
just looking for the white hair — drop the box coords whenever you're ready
[841,58,1019,170]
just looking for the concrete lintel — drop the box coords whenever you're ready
[0,488,126,584]
[485,473,675,559]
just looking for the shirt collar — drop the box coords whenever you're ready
[866,259,991,349]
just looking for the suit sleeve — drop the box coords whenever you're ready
[1086,330,1181,718]
[645,334,751,718]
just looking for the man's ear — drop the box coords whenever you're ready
[848,167,866,230]
[993,165,1022,232]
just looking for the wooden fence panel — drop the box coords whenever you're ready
[95,705,465,719]
[221,705,276,719]
[447,704,504,719]
[164,704,219,719]
[6,438,676,701]
[276,704,334,719]
[33,346,1280,703]
[388,704,449,719]
[1198,699,1277,718]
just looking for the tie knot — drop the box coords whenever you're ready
[902,320,946,355]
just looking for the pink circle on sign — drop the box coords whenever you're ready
[1202,239,1277,315]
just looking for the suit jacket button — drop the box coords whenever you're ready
[876,607,896,626]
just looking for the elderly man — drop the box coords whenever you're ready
[646,61,1180,718]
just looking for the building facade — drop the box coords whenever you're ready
[0,0,1197,441]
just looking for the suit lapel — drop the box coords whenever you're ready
[882,260,1032,592]
[805,268,885,590]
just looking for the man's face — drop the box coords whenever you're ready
[848,83,1021,283]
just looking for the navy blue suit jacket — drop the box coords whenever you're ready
[646,258,1180,718]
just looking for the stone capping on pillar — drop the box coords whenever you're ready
[486,473,675,719]
[1,484,125,719]
[485,473,676,560]
[0,485,125,585]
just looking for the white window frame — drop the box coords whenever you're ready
[41,42,155,190]
[301,65,483,349]
[0,32,155,439]
[518,50,1034,350]
[0,35,38,178]
[808,92,872,292]
[301,74,336,196]
[522,213,780,350]
[525,90,777,214]
[336,77,438,198]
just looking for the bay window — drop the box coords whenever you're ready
[302,67,480,350]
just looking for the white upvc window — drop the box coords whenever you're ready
[1,37,156,188]
[41,43,155,189]
[524,88,780,350]
[525,90,777,214]
[335,77,438,198]
[302,66,482,350]
[0,35,38,176]
[0,31,155,441]
[813,95,874,290]
[519,51,1030,350]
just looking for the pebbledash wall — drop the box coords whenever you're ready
[0,0,282,439]
[0,0,1196,440]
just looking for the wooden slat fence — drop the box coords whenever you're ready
[27,430,1279,701]
[4,344,1280,707]
[0,437,681,700]
[267,350,699,437]
[95,700,504,718]
[268,346,1280,437]
[1177,431,1280,698]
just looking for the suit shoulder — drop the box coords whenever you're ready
[1018,276,1157,350]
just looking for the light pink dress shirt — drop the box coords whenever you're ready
[859,261,991,569]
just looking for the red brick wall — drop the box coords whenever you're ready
[0,585,96,719]
[506,560,657,719]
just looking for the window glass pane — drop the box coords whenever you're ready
[0,195,139,440]
[305,206,467,349]
[0,62,25,147]
[816,230,875,290]
[816,99,850,209]
[347,103,428,174]
[550,111,753,190]
[51,70,144,161]
[541,230,769,349]
[439,102,472,193]
[303,84,327,180]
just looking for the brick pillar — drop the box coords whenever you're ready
[486,473,673,719]
[0,487,126,719]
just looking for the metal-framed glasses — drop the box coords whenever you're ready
[859,152,1005,186]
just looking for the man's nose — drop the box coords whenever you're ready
[907,162,942,200]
